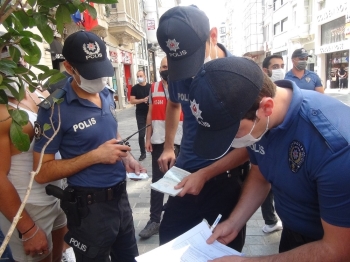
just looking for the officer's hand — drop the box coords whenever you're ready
[22,226,49,257]
[145,140,152,152]
[208,255,244,262]
[207,220,238,247]
[96,139,129,164]
[158,148,176,173]
[123,154,147,175]
[175,171,206,197]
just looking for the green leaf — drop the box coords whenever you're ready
[37,23,54,44]
[11,109,29,126]
[9,46,21,63]
[13,66,29,74]
[0,75,2,85]
[0,90,9,104]
[48,72,67,85]
[55,98,64,105]
[38,0,66,8]
[33,13,48,28]
[72,0,81,7]
[0,60,16,76]
[10,121,30,152]
[66,3,78,13]
[56,5,73,35]
[27,0,37,7]
[24,53,41,65]
[33,65,50,71]
[85,4,97,19]
[43,123,51,131]
[38,70,59,81]
[90,0,118,3]
[13,10,30,28]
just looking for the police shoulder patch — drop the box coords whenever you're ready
[288,140,306,173]
[34,121,42,140]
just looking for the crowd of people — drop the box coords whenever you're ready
[0,4,349,262]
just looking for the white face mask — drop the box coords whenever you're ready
[204,41,218,64]
[270,68,285,82]
[231,116,270,148]
[137,77,144,83]
[76,75,107,94]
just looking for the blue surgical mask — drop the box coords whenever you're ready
[137,77,144,83]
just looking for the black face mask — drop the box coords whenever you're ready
[159,70,168,81]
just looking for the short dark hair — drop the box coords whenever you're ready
[262,55,283,69]
[243,73,276,120]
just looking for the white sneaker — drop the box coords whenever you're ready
[262,220,283,233]
[61,247,76,262]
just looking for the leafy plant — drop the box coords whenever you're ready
[0,0,118,151]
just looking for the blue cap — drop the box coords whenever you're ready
[157,6,209,81]
[189,57,264,159]
[62,31,114,80]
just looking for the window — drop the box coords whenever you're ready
[111,3,117,9]
[273,0,277,10]
[220,27,226,34]
[281,18,288,32]
[274,22,280,35]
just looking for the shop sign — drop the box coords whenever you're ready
[317,41,350,54]
[121,51,132,64]
[317,2,347,24]
[109,51,118,63]
[146,19,155,30]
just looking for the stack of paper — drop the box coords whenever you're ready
[135,221,242,262]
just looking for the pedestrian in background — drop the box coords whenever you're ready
[130,70,151,161]
[285,48,324,93]
[139,57,183,239]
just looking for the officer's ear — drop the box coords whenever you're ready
[63,61,75,76]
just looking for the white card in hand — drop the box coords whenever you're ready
[127,172,149,180]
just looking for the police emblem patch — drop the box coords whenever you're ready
[288,140,306,173]
[34,121,42,140]
[82,41,101,60]
[305,77,311,83]
[110,105,118,122]
[189,99,210,127]
[166,39,180,52]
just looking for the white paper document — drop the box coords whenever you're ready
[135,221,241,262]
[150,166,191,196]
[126,172,149,180]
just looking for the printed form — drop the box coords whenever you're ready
[136,221,241,262]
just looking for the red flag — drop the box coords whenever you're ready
[83,3,98,31]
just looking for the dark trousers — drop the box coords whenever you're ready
[159,168,246,252]
[66,188,138,262]
[136,112,147,155]
[279,227,318,253]
[261,190,278,225]
[150,144,180,223]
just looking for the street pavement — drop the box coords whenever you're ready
[117,88,349,257]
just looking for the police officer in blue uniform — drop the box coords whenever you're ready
[285,48,324,93]
[189,57,350,261]
[33,31,145,262]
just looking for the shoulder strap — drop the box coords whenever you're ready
[38,88,66,110]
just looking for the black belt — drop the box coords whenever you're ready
[73,181,126,205]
